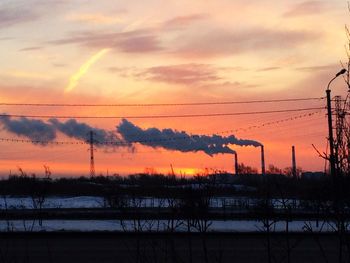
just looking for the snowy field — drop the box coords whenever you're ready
[0,219,339,232]
[0,196,300,209]
[0,196,105,209]
[0,196,336,233]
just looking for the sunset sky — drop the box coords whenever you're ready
[0,0,349,177]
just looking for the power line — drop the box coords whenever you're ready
[0,110,324,146]
[208,110,325,135]
[0,107,325,119]
[0,97,325,107]
[0,138,88,145]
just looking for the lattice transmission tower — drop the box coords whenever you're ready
[88,131,95,178]
[334,95,350,176]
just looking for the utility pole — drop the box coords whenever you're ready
[89,131,95,178]
[326,89,336,178]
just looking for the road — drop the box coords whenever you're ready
[0,232,345,263]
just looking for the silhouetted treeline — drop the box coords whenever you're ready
[0,170,344,202]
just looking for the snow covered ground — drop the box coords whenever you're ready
[0,196,105,209]
[0,196,300,209]
[0,219,339,233]
[0,196,335,232]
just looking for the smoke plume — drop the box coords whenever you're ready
[49,118,124,146]
[117,119,261,156]
[0,116,125,147]
[0,116,56,144]
[0,116,261,155]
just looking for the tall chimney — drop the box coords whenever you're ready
[261,145,266,176]
[234,152,238,175]
[292,146,297,178]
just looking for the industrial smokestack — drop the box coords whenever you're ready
[261,145,266,176]
[292,145,297,178]
[234,152,238,175]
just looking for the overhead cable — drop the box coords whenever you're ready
[0,107,326,119]
[0,97,325,107]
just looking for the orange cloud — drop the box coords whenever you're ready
[284,1,326,17]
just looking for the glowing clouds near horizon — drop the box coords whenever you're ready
[64,48,110,93]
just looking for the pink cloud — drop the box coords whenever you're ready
[19,46,43,52]
[284,1,326,17]
[163,13,209,29]
[50,29,163,53]
[0,0,67,28]
[295,64,337,72]
[108,64,258,89]
[138,64,221,85]
[50,16,320,58]
[173,28,322,58]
